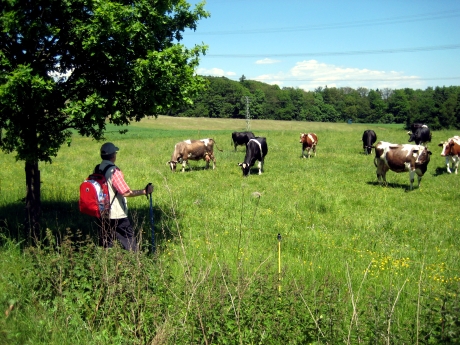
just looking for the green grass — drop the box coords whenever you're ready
[1,116,459,344]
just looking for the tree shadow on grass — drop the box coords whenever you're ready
[0,200,169,252]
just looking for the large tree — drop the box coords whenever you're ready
[0,0,209,240]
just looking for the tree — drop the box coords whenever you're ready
[367,89,387,123]
[0,0,209,240]
[248,89,265,119]
[388,89,410,123]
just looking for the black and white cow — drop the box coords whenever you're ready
[408,123,432,146]
[231,131,255,151]
[238,137,268,176]
[362,130,377,155]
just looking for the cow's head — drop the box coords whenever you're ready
[167,160,177,171]
[438,140,451,156]
[364,146,373,155]
[415,147,432,165]
[238,162,250,176]
[408,133,416,142]
[299,133,306,143]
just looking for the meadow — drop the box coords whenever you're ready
[1,116,459,344]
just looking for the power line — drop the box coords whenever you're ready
[191,10,460,36]
[205,43,460,58]
[222,76,460,83]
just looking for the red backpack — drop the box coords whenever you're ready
[79,164,116,218]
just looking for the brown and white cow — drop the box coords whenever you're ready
[300,133,318,158]
[168,138,217,172]
[374,141,432,190]
[438,136,460,174]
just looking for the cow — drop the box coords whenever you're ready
[374,141,432,190]
[438,136,460,174]
[232,131,255,151]
[168,138,218,172]
[238,137,268,176]
[300,133,318,158]
[362,130,377,155]
[408,123,432,146]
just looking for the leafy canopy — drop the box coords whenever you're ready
[0,0,209,163]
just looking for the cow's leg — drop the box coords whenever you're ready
[313,145,317,157]
[408,170,416,190]
[181,161,187,172]
[211,154,216,170]
[258,160,263,175]
[381,167,388,186]
[415,170,424,189]
[453,156,459,174]
[417,174,423,188]
[445,156,452,173]
[301,147,305,158]
[376,161,387,186]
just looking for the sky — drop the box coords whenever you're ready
[181,0,460,91]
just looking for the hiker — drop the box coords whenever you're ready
[97,142,153,251]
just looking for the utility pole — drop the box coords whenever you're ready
[242,96,252,130]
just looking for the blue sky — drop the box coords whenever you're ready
[181,0,460,91]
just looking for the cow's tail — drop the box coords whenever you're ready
[215,141,223,152]
[373,157,379,167]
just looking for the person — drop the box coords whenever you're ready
[96,142,153,251]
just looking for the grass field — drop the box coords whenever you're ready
[1,116,459,344]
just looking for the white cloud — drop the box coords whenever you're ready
[196,67,236,77]
[253,60,424,91]
[255,58,281,65]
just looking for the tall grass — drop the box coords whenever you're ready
[1,116,459,344]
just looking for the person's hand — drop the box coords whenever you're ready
[145,183,153,197]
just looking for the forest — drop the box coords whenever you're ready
[171,75,460,129]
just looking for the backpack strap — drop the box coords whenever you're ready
[94,164,115,175]
[97,164,118,207]
[101,164,115,176]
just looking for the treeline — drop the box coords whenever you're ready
[170,76,460,129]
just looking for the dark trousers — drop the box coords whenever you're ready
[98,217,138,251]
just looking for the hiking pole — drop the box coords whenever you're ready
[146,183,155,254]
[278,233,282,294]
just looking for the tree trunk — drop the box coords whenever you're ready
[25,161,41,244]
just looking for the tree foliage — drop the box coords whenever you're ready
[172,76,460,130]
[0,0,209,236]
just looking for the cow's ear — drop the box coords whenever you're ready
[438,142,444,146]
[238,163,242,166]
[428,151,432,155]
